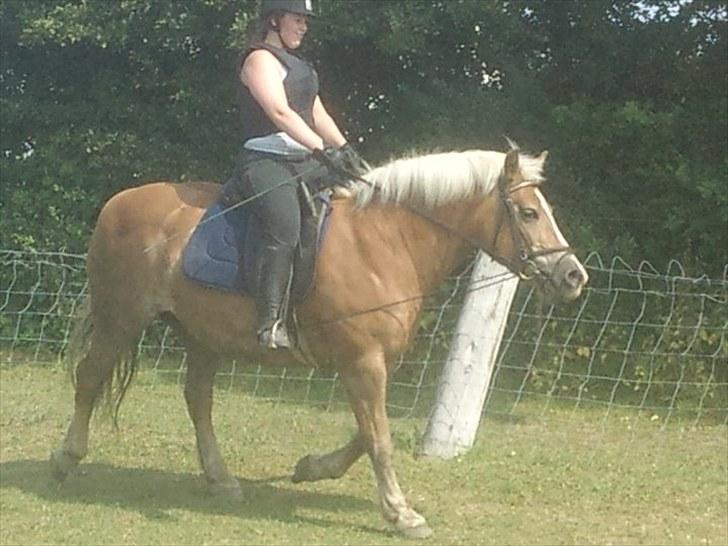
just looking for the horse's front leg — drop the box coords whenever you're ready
[292,433,365,483]
[341,354,433,539]
[184,350,241,499]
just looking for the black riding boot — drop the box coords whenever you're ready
[255,242,294,349]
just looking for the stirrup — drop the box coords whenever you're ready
[257,319,290,350]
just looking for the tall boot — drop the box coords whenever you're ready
[255,242,294,349]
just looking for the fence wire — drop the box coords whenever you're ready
[1,249,726,427]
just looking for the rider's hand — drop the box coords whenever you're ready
[312,145,368,193]
[312,146,347,173]
[338,143,371,175]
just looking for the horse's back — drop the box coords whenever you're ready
[98,181,218,227]
[94,180,217,246]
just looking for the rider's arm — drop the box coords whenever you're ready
[312,96,347,149]
[241,50,324,151]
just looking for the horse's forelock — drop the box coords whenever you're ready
[352,150,545,209]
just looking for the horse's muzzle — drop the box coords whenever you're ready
[536,252,588,302]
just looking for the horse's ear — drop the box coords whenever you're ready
[504,148,520,180]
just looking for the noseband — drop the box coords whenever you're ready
[492,178,572,280]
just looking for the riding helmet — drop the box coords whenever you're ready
[260,0,316,18]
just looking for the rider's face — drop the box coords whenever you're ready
[278,12,308,49]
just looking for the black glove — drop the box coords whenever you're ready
[312,146,348,174]
[312,145,370,191]
[311,146,351,190]
[338,143,371,175]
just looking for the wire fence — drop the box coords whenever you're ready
[1,249,726,427]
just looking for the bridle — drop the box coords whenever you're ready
[321,158,573,282]
[491,177,572,281]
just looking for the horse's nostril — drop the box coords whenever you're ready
[566,268,584,288]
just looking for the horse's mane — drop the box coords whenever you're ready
[352,149,545,209]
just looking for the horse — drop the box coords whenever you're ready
[50,146,588,539]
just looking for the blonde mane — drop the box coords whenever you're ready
[352,149,545,209]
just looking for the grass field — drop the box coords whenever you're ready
[1,363,726,545]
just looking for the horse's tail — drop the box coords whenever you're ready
[65,296,92,377]
[66,294,140,428]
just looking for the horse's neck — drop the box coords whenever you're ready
[370,202,474,294]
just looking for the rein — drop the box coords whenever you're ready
[329,163,572,282]
[142,165,321,254]
[144,155,572,286]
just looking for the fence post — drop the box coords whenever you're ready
[418,252,519,459]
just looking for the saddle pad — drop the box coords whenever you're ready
[182,202,253,293]
[182,195,332,295]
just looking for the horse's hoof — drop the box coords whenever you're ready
[49,449,80,482]
[208,479,243,500]
[400,523,433,540]
[291,455,316,483]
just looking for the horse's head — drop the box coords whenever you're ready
[485,148,588,302]
[353,146,588,301]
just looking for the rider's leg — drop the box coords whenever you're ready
[254,235,296,348]
[243,157,302,349]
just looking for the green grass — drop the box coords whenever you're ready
[1,364,726,545]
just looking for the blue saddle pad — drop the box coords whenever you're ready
[182,195,332,295]
[182,202,256,293]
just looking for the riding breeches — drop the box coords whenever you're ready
[223,151,303,249]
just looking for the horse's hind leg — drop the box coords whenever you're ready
[292,433,364,483]
[183,344,242,499]
[50,328,132,481]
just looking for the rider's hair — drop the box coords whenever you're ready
[247,9,286,46]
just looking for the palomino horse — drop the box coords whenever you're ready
[50,147,588,538]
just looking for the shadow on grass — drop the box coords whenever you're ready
[0,459,384,535]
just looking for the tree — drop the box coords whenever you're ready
[1,0,725,274]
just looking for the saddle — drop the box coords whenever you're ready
[182,190,331,304]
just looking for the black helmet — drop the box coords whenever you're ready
[260,0,315,18]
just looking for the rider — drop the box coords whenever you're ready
[223,0,368,350]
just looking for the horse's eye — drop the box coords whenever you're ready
[521,208,538,222]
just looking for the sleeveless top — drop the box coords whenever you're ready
[239,42,319,157]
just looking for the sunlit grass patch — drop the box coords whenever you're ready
[1,364,726,545]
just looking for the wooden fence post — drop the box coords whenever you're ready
[418,252,519,459]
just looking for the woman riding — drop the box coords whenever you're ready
[223,0,368,350]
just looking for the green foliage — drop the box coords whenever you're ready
[548,99,727,268]
[1,0,726,272]
[1,0,252,251]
